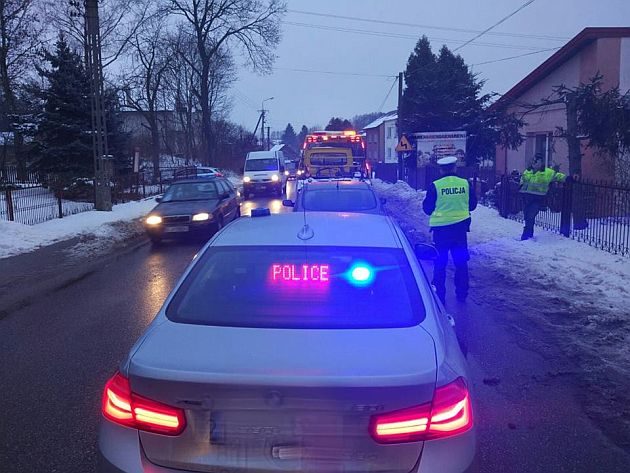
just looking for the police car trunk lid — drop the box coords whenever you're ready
[130,321,437,473]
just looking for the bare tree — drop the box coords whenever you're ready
[165,0,285,164]
[45,0,152,69]
[0,0,44,175]
[162,25,235,164]
[119,16,172,176]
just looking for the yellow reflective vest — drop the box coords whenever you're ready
[520,168,566,195]
[429,176,470,227]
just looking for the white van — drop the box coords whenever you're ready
[243,150,287,197]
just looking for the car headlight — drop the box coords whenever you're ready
[297,170,303,175]
[145,215,162,225]
[192,212,210,222]
[284,170,289,176]
[271,174,279,182]
[243,176,251,183]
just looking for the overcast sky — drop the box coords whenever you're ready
[230,0,630,133]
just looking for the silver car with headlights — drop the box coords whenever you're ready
[99,211,477,473]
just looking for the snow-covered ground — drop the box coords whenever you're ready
[0,197,158,259]
[374,179,630,441]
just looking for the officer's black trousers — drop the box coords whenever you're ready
[432,225,470,303]
[522,194,544,239]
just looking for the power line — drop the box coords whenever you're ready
[472,47,560,66]
[273,66,395,78]
[288,9,568,42]
[454,0,537,52]
[233,87,259,110]
[284,21,552,51]
[378,77,398,113]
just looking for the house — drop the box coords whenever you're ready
[494,27,630,181]
[362,112,398,166]
[119,110,193,158]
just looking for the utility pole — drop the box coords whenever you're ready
[266,127,271,151]
[259,97,274,150]
[260,109,266,148]
[397,72,404,181]
[85,0,112,210]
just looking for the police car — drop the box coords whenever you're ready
[98,211,476,473]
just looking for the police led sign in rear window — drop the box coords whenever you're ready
[271,264,330,282]
[167,246,425,329]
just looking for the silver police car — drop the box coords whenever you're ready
[99,211,476,472]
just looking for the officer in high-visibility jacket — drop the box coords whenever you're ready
[519,153,566,240]
[423,156,477,304]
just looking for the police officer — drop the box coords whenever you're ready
[423,156,477,305]
[519,153,566,240]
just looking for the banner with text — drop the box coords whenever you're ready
[414,131,467,166]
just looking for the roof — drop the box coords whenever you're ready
[215,212,400,248]
[496,27,630,106]
[170,177,218,184]
[302,179,372,190]
[363,112,398,130]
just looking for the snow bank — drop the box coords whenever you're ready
[373,179,630,312]
[0,198,158,259]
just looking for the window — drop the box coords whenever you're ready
[387,127,392,139]
[167,246,425,329]
[217,180,230,195]
[534,133,553,166]
[303,189,378,211]
[245,158,278,171]
[387,148,392,159]
[162,182,218,202]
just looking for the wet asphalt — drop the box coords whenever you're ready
[1,181,630,472]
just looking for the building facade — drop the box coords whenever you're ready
[495,27,630,181]
[363,112,398,165]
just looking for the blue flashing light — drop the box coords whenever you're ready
[351,266,371,282]
[346,262,375,287]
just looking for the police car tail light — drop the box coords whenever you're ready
[370,377,472,443]
[102,372,186,436]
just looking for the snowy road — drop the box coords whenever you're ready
[1,181,629,472]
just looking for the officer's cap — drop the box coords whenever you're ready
[437,156,458,166]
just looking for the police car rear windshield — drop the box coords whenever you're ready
[166,246,425,329]
[303,189,377,211]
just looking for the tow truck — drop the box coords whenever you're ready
[300,130,369,179]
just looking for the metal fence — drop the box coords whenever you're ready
[1,166,178,225]
[494,176,630,256]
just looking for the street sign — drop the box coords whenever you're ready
[396,135,413,152]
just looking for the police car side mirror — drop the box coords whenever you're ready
[282,199,294,207]
[155,197,162,203]
[414,243,438,261]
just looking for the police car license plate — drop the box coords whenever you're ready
[165,225,189,233]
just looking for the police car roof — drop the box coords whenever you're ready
[215,212,401,248]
